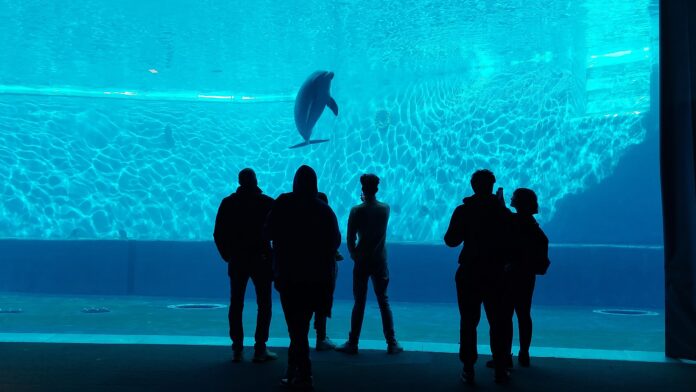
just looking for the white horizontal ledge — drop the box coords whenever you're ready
[0,333,671,364]
[0,85,295,104]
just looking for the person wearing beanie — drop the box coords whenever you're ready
[213,168,277,363]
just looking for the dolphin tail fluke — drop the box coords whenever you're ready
[327,97,338,116]
[289,141,308,149]
[289,139,330,149]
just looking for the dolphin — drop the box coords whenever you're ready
[290,71,339,149]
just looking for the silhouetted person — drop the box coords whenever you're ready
[503,188,549,367]
[444,169,511,384]
[213,168,277,363]
[336,174,403,355]
[265,165,340,389]
[312,192,342,351]
[163,124,175,148]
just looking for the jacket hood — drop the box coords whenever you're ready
[292,165,318,198]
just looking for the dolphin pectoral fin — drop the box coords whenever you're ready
[289,139,330,149]
[327,97,339,116]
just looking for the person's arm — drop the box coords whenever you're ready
[444,205,465,247]
[260,196,275,260]
[213,199,231,262]
[329,208,341,251]
[496,187,505,206]
[347,207,358,259]
[263,202,276,244]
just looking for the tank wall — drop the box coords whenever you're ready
[0,240,663,308]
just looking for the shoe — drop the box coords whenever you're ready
[486,354,513,369]
[335,341,358,355]
[281,377,313,390]
[316,337,337,351]
[253,348,278,363]
[460,365,475,385]
[494,368,511,384]
[291,376,314,390]
[280,367,297,388]
[518,351,530,367]
[387,341,404,354]
[232,350,243,363]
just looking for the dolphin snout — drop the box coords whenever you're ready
[327,71,335,80]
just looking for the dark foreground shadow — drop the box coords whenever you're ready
[0,343,694,392]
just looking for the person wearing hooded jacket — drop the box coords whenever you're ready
[265,165,341,389]
[213,168,277,363]
[444,169,512,385]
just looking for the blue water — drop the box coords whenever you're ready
[0,0,660,245]
[0,1,667,358]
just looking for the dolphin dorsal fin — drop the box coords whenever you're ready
[326,97,339,116]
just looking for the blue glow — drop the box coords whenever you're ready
[0,0,657,243]
[0,333,670,363]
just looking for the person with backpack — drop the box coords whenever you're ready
[503,188,550,367]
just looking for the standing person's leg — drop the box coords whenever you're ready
[280,287,298,383]
[316,261,338,351]
[344,267,370,347]
[229,264,250,360]
[314,314,328,339]
[456,267,482,381]
[293,285,315,382]
[371,268,401,352]
[502,276,515,363]
[316,313,336,352]
[250,263,277,361]
[483,275,513,383]
[515,274,536,366]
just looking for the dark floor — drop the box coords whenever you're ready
[0,343,694,392]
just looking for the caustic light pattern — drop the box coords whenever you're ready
[0,0,656,242]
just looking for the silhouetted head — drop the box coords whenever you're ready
[360,174,380,198]
[317,192,329,204]
[470,169,496,195]
[238,168,258,188]
[511,188,539,215]
[293,165,318,198]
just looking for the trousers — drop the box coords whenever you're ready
[228,261,272,352]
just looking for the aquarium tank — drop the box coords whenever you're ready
[0,0,663,355]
